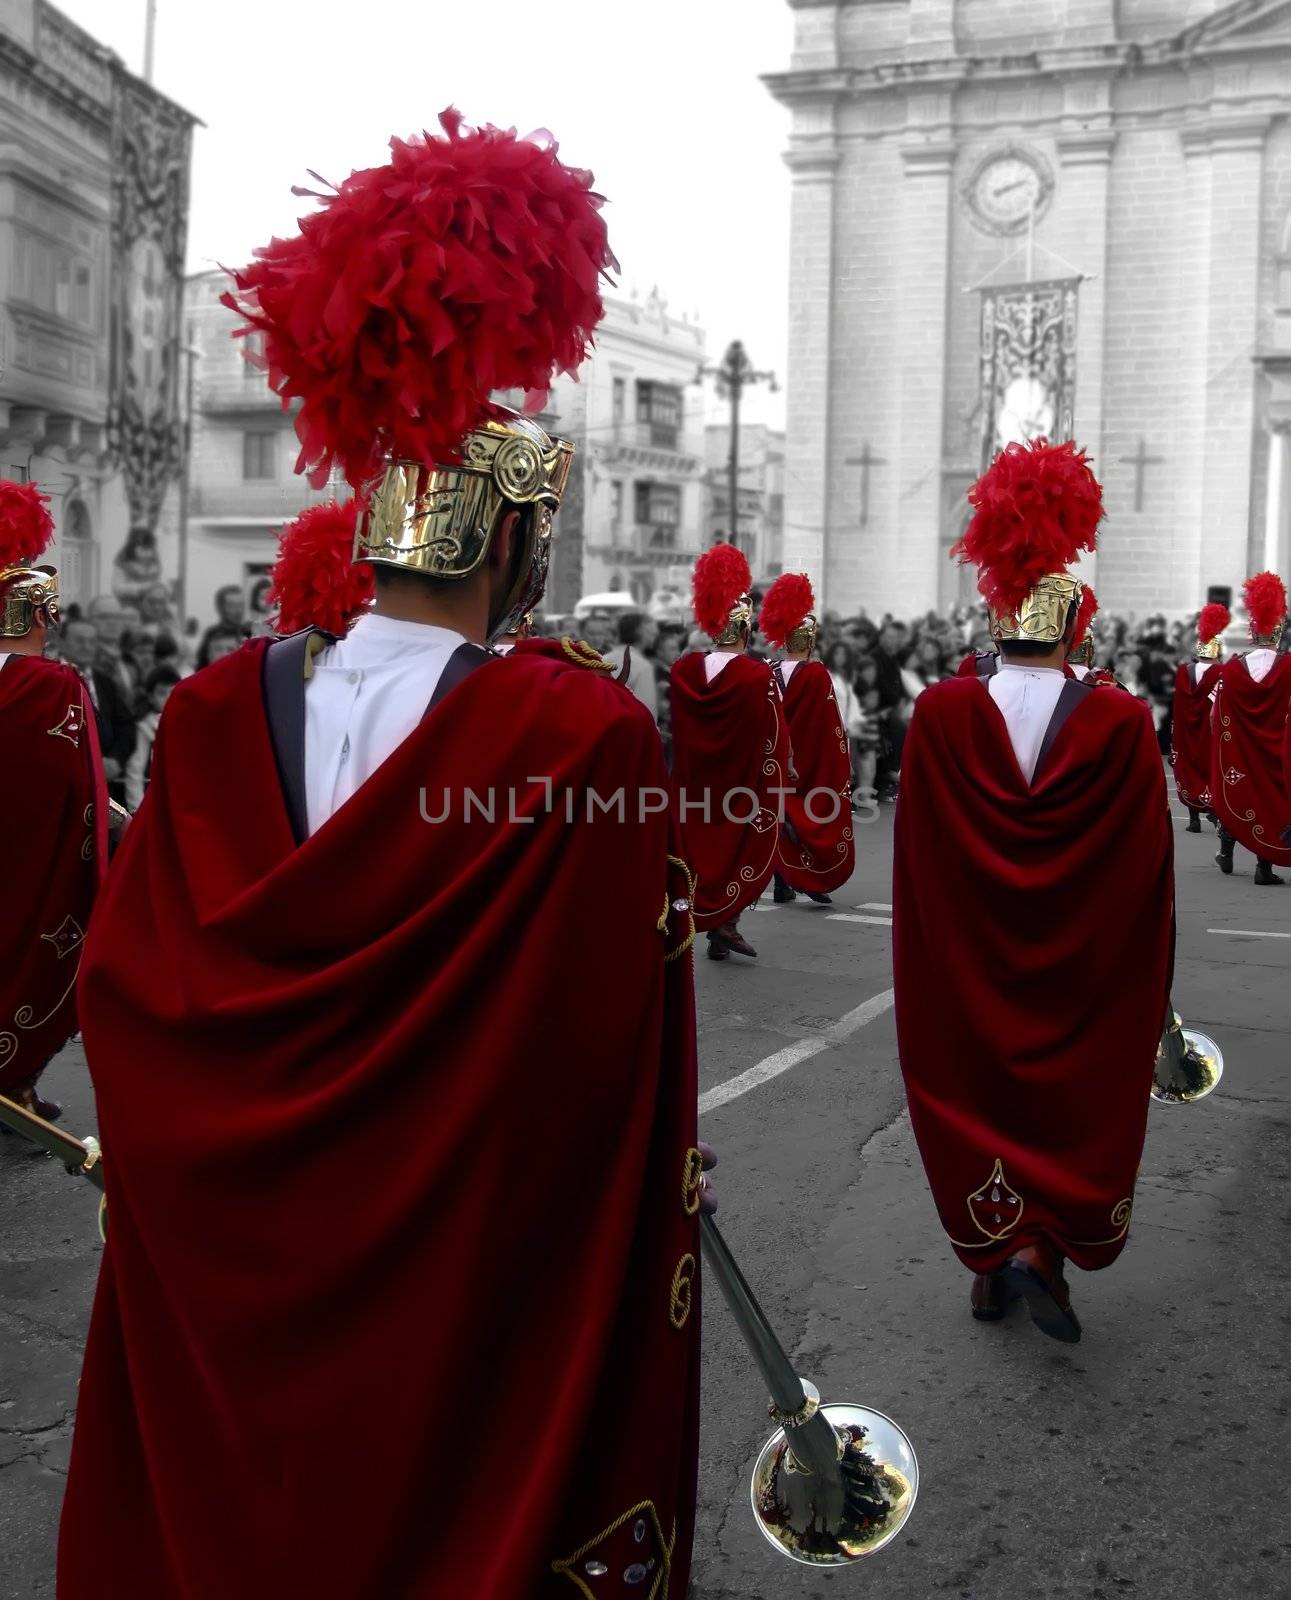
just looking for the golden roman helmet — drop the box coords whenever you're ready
[1196,635,1222,661]
[0,564,60,638]
[1067,632,1095,667]
[354,411,574,638]
[786,612,818,655]
[989,574,1083,647]
[714,592,754,647]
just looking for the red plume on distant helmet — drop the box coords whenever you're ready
[0,480,55,570]
[1072,582,1098,645]
[268,500,374,637]
[1197,601,1231,646]
[757,572,815,649]
[692,543,752,638]
[1242,571,1287,638]
[951,438,1103,617]
[221,108,615,491]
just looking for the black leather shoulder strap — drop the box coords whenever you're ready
[772,661,787,696]
[976,653,998,678]
[263,628,333,847]
[1034,675,1094,781]
[425,640,495,715]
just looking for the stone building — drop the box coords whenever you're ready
[704,422,787,583]
[183,270,340,626]
[544,290,706,612]
[767,0,1291,617]
[0,0,193,609]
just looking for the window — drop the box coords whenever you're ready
[610,480,624,543]
[612,377,626,424]
[242,432,276,480]
[634,481,682,550]
[635,381,682,448]
[242,330,267,379]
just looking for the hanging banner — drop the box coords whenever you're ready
[978,279,1078,470]
[107,73,195,537]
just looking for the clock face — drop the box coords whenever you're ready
[965,147,1053,236]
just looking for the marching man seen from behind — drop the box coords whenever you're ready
[0,481,109,1127]
[57,111,707,1600]
[1171,600,1230,832]
[893,438,1174,1345]
[670,543,789,962]
[1211,571,1291,886]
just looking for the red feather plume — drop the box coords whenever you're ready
[951,439,1103,617]
[1243,571,1287,638]
[1197,601,1231,646]
[0,480,55,569]
[268,500,374,637]
[757,572,815,648]
[692,544,752,637]
[221,109,614,490]
[1073,582,1098,644]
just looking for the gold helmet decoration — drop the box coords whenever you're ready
[951,439,1103,647]
[0,481,58,639]
[221,110,613,637]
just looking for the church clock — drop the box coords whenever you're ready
[963,145,1054,237]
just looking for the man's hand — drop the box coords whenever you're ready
[698,1140,718,1216]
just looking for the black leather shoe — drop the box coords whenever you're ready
[805,891,833,905]
[1215,844,1234,875]
[1001,1243,1081,1344]
[970,1273,1011,1322]
[772,874,797,905]
[1253,861,1285,887]
[1185,812,1202,833]
[706,934,729,961]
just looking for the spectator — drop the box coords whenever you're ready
[653,624,687,764]
[124,665,182,811]
[823,640,866,791]
[112,526,163,611]
[61,616,137,804]
[197,586,251,667]
[580,609,617,656]
[120,627,158,710]
[87,594,139,701]
[602,611,659,719]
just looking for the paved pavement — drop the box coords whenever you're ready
[2,796,1289,1598]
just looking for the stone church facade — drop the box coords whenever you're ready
[767,0,1291,617]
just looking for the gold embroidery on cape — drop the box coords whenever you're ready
[964,1158,1025,1243]
[1217,703,1291,857]
[681,1148,704,1216]
[707,681,785,922]
[1071,1197,1133,1248]
[668,1253,696,1330]
[46,703,83,747]
[551,1498,672,1599]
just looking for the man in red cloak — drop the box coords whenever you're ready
[59,114,705,1600]
[1212,571,1291,885]
[894,439,1174,1345]
[0,481,107,1124]
[670,544,788,960]
[758,573,854,906]
[1172,601,1229,831]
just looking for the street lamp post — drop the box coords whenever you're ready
[696,340,777,556]
[176,326,200,627]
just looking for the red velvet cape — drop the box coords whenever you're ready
[1211,654,1291,865]
[60,641,701,1599]
[1170,660,1219,811]
[669,652,788,928]
[893,677,1173,1274]
[0,656,105,1093]
[774,660,855,892]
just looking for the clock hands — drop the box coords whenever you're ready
[991,176,1032,201]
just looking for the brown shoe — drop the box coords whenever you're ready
[712,921,758,959]
[1001,1242,1082,1344]
[970,1272,1011,1322]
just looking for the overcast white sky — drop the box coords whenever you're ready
[59,0,794,429]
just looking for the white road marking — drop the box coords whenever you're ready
[1205,928,1291,940]
[827,914,894,926]
[698,988,895,1115]
[856,901,892,911]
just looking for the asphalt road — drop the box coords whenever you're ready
[2,794,1289,1599]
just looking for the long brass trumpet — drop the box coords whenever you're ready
[699,1214,917,1564]
[1151,999,1223,1105]
[0,1091,107,1238]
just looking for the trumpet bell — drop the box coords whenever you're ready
[750,1403,918,1565]
[1152,1013,1224,1105]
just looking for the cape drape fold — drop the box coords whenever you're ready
[774,661,855,893]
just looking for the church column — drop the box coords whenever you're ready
[1173,126,1215,607]
[1264,422,1289,573]
[896,113,954,614]
[1055,121,1115,596]
[781,123,840,603]
[1200,118,1269,591]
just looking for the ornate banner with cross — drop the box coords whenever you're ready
[107,74,195,538]
[978,280,1078,471]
